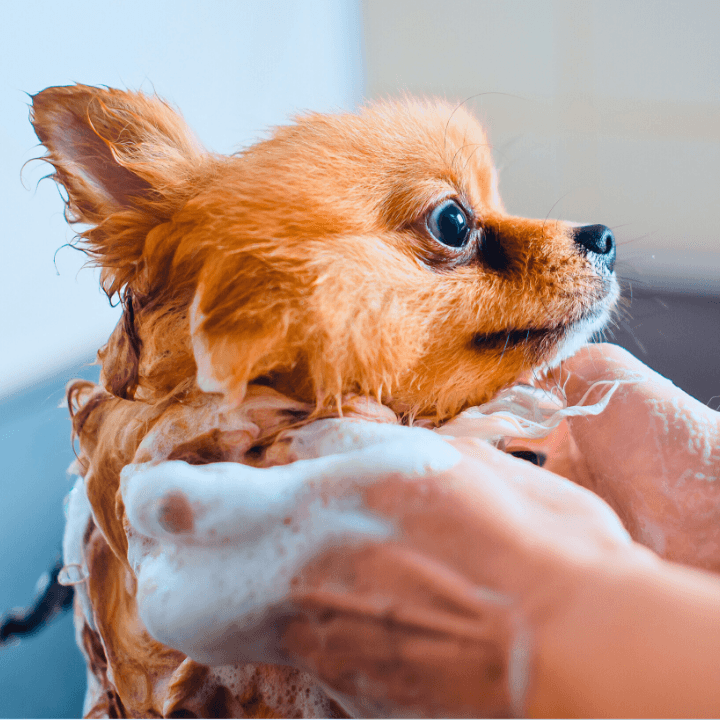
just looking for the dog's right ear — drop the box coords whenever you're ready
[30,84,209,297]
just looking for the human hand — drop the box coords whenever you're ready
[121,416,636,717]
[278,434,637,717]
[540,343,720,570]
[120,420,463,669]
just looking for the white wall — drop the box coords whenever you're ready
[361,0,720,295]
[0,0,363,398]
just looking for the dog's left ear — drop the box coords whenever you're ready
[30,83,209,297]
[32,84,211,399]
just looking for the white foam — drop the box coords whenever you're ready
[62,477,96,631]
[436,379,628,445]
[121,422,461,666]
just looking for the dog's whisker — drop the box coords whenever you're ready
[617,318,648,355]
[450,142,487,172]
[616,232,655,247]
[541,191,573,241]
[443,91,529,158]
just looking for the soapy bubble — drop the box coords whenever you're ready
[58,563,88,586]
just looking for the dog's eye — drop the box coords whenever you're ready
[427,200,470,248]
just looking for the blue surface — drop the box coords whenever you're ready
[0,360,99,719]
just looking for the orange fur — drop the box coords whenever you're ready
[32,85,616,421]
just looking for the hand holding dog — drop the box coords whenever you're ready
[281,435,637,718]
[543,342,720,571]
[280,345,720,717]
[121,403,635,716]
[121,343,720,717]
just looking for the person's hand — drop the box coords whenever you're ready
[121,415,639,717]
[280,344,720,716]
[539,343,720,570]
[279,434,641,718]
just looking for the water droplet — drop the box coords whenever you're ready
[58,564,88,586]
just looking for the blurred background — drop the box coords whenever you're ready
[1,1,718,716]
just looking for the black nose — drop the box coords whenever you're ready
[572,224,616,272]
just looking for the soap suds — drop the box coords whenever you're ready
[122,424,461,666]
[117,379,629,669]
[436,379,628,445]
[62,477,95,631]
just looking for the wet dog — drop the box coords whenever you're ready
[31,84,618,717]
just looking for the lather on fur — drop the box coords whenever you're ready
[31,84,618,717]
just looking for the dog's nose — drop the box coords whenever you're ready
[572,224,616,272]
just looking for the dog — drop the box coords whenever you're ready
[31,84,618,717]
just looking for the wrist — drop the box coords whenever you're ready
[525,543,720,718]
[523,542,659,717]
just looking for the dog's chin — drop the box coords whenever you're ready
[538,309,610,372]
[536,293,618,374]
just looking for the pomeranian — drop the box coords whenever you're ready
[31,84,617,718]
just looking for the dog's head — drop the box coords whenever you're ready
[32,85,617,420]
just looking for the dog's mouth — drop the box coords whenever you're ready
[472,326,559,352]
[472,301,614,356]
[472,275,619,356]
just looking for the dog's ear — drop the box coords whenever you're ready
[30,84,208,296]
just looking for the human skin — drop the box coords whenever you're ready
[281,438,639,717]
[542,343,720,571]
[530,343,720,715]
[528,539,720,717]
[282,344,720,717]
[110,343,720,716]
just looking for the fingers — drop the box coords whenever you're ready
[543,342,719,472]
[121,414,631,672]
[279,451,635,717]
[355,449,631,597]
[122,460,301,544]
[284,543,520,718]
[543,345,720,565]
[122,423,462,546]
[553,342,719,454]
[121,425,462,665]
[283,612,515,718]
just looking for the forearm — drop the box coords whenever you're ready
[528,545,720,717]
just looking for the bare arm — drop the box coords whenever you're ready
[530,543,720,717]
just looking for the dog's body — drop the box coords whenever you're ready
[31,85,617,717]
